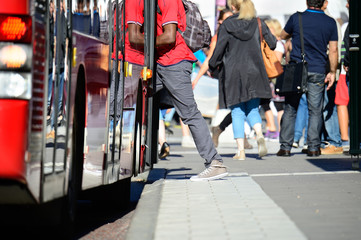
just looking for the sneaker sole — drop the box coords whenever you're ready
[321,151,343,155]
[190,172,229,182]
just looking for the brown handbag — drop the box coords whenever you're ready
[257,18,283,79]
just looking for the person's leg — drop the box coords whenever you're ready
[219,112,232,131]
[58,72,65,113]
[321,83,343,154]
[335,73,350,153]
[156,62,222,167]
[293,93,308,146]
[47,72,53,109]
[274,101,284,132]
[211,112,232,147]
[180,118,196,148]
[337,105,349,141]
[47,72,53,123]
[159,109,167,146]
[306,73,326,154]
[211,112,252,148]
[164,108,176,124]
[159,109,170,158]
[50,71,64,129]
[109,60,118,122]
[260,99,277,137]
[279,93,302,152]
[230,103,246,160]
[245,98,267,157]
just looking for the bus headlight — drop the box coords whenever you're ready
[0,72,31,99]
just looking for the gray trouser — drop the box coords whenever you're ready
[156,61,222,166]
[110,60,123,121]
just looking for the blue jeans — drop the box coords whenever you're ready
[294,93,308,144]
[322,83,342,147]
[280,72,325,151]
[230,98,262,139]
[47,72,53,108]
[160,109,166,120]
[50,71,65,128]
[58,72,64,112]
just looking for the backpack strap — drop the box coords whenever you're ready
[298,12,306,62]
[157,2,162,15]
[257,17,263,42]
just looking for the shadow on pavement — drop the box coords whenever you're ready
[307,157,355,171]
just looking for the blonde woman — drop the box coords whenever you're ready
[209,0,277,160]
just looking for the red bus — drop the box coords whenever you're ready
[0,0,158,230]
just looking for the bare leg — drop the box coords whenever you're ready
[159,119,166,146]
[264,110,277,132]
[253,122,267,157]
[337,105,349,141]
[233,138,246,160]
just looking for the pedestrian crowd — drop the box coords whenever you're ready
[120,0,350,181]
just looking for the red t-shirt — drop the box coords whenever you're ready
[156,0,196,66]
[135,0,196,66]
[111,0,144,66]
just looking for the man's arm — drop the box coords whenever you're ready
[156,23,176,47]
[280,29,291,40]
[128,23,176,48]
[128,23,145,45]
[325,40,338,90]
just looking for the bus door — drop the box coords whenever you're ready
[109,0,146,180]
[107,0,158,180]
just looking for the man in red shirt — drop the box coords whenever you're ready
[128,0,228,181]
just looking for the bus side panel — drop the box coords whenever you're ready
[0,0,30,15]
[0,100,29,181]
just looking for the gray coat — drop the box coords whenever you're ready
[209,15,277,108]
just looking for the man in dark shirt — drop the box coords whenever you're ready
[53,0,68,124]
[277,0,338,157]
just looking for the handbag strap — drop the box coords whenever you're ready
[257,17,263,42]
[298,12,305,62]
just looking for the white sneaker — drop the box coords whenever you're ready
[181,135,196,148]
[190,160,228,182]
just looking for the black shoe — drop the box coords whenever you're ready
[307,149,321,157]
[277,149,291,157]
[159,142,170,159]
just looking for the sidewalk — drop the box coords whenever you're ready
[126,126,361,240]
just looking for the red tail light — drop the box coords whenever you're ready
[0,15,32,43]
